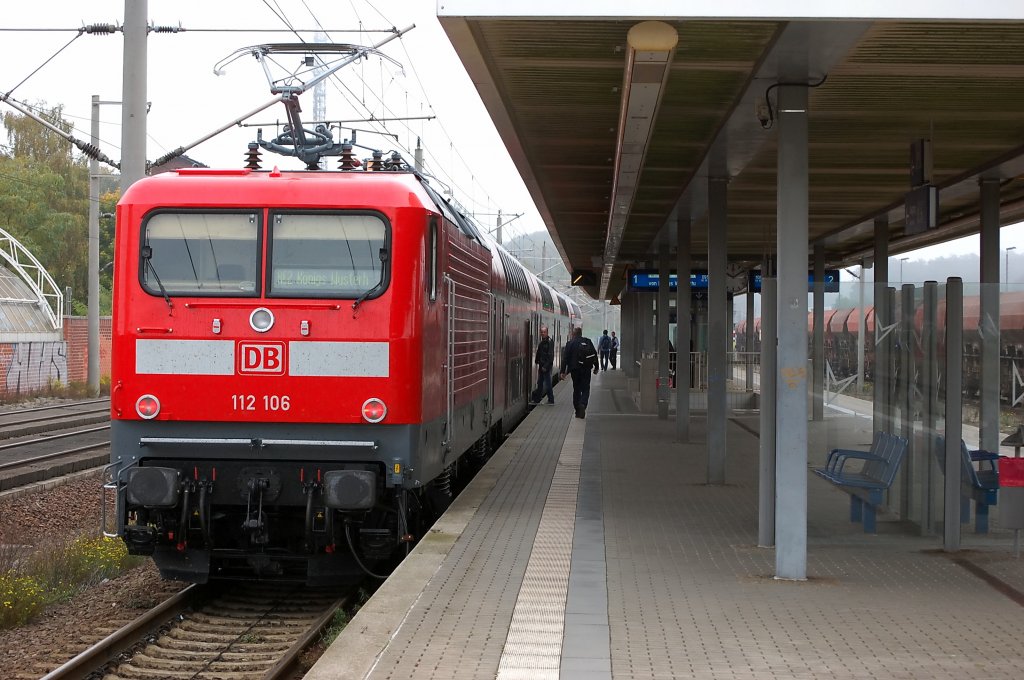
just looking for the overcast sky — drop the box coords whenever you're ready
[4,1,1022,274]
[2,0,545,243]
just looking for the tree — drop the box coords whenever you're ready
[99,189,120,313]
[2,104,76,176]
[0,103,92,313]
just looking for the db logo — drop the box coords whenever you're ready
[237,342,287,375]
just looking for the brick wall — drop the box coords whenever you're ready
[63,316,112,385]
[0,342,68,396]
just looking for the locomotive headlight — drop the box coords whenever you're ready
[361,397,387,423]
[136,394,161,419]
[249,307,275,333]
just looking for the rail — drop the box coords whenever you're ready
[39,585,199,680]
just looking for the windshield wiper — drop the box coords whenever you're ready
[142,246,174,313]
[351,281,383,315]
[351,247,388,316]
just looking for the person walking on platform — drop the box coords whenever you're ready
[598,329,612,371]
[560,327,599,419]
[610,331,619,370]
[530,325,555,405]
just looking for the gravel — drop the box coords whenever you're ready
[0,471,187,679]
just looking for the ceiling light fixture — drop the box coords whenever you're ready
[599,21,678,299]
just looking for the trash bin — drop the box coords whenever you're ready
[1000,458,1024,557]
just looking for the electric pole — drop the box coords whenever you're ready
[120,0,148,191]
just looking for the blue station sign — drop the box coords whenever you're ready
[627,270,707,292]
[628,269,840,293]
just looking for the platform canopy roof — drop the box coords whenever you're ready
[439,3,1024,299]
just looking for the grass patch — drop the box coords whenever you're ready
[0,533,141,629]
[0,376,111,406]
[319,587,372,647]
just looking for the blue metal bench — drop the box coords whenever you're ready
[814,432,908,533]
[934,437,1000,533]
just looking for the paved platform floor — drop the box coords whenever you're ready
[306,370,1024,680]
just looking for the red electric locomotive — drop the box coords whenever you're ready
[105,161,577,584]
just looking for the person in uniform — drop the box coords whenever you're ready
[560,327,599,418]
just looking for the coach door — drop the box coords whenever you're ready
[555,320,562,374]
[522,319,533,403]
[486,293,496,426]
[497,300,506,414]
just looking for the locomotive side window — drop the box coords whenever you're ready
[428,216,438,302]
[268,212,389,298]
[141,212,259,296]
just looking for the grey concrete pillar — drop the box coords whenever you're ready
[641,293,655,358]
[857,261,866,394]
[621,293,635,379]
[900,284,916,520]
[922,281,939,535]
[873,217,889,435]
[708,177,729,485]
[657,242,671,420]
[979,177,1001,452]
[944,278,964,552]
[812,244,825,421]
[745,287,755,391]
[886,287,898,436]
[676,215,692,442]
[774,85,809,580]
[759,275,777,547]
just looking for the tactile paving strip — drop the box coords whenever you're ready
[496,418,584,680]
[366,400,574,680]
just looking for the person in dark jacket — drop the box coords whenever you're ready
[560,326,599,419]
[598,329,611,371]
[531,326,555,405]
[610,331,619,370]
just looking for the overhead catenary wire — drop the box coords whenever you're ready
[260,4,490,220]
[0,94,119,169]
[4,98,125,159]
[3,31,84,100]
[5,2,527,233]
[0,27,391,33]
[296,0,512,228]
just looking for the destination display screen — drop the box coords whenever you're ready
[272,268,380,291]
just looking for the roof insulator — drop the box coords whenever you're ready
[243,143,262,170]
[386,151,404,171]
[338,142,360,171]
[368,150,384,172]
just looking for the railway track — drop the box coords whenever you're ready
[0,398,109,439]
[42,583,355,680]
[0,399,112,494]
[0,423,111,493]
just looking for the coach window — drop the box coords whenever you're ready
[428,216,438,301]
[268,212,389,298]
[140,212,259,296]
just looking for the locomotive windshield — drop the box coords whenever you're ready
[268,212,389,298]
[141,212,260,296]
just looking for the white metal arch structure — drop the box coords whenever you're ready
[0,226,64,330]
